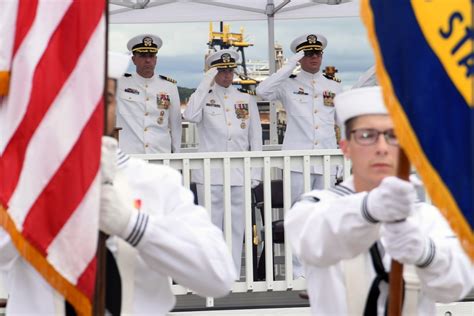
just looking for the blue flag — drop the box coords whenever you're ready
[361,0,473,261]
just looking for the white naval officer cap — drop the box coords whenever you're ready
[290,33,327,53]
[127,34,162,54]
[206,49,240,69]
[334,86,388,126]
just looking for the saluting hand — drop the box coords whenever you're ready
[288,51,305,66]
[197,67,218,92]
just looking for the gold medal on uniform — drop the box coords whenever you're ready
[240,121,246,129]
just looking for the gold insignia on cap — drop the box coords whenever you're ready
[221,53,231,63]
[307,34,317,44]
[143,37,153,47]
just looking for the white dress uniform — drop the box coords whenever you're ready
[285,176,473,316]
[183,50,263,274]
[117,72,182,154]
[257,33,342,277]
[0,150,236,315]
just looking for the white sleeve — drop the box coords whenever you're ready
[168,85,182,153]
[248,96,262,181]
[285,191,380,267]
[0,228,18,271]
[183,71,216,124]
[182,90,206,123]
[123,168,236,298]
[256,64,294,101]
[415,205,474,302]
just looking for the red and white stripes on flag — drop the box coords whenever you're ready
[0,1,105,315]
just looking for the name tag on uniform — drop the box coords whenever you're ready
[293,88,308,95]
[205,99,221,108]
[125,88,140,95]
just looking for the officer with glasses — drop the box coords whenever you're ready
[285,86,473,315]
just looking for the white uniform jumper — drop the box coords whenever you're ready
[0,151,236,315]
[117,72,182,154]
[184,83,262,274]
[285,176,473,316]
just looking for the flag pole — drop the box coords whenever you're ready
[93,1,109,315]
[388,149,410,316]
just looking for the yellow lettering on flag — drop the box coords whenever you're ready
[411,0,473,107]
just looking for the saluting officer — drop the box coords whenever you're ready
[116,34,182,154]
[257,33,343,202]
[183,49,263,275]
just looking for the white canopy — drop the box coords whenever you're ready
[109,0,359,24]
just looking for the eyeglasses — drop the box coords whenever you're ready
[350,128,399,146]
[304,51,323,58]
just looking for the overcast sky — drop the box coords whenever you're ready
[109,16,374,89]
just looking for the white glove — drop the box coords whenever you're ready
[196,67,218,93]
[365,176,416,223]
[287,51,305,67]
[99,179,134,237]
[101,136,118,185]
[381,218,433,267]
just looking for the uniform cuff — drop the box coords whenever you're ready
[361,194,379,224]
[122,211,149,247]
[416,237,436,268]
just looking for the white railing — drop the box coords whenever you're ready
[132,149,351,307]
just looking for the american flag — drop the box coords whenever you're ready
[0,1,105,314]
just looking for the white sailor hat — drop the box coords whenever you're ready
[127,34,162,54]
[206,49,239,69]
[290,33,327,53]
[108,52,130,79]
[334,86,388,126]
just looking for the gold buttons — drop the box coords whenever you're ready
[146,97,149,101]
[226,108,230,112]
[314,109,318,113]
[145,85,148,88]
[315,125,319,129]
[227,122,232,126]
[314,141,319,145]
[145,144,149,148]
[224,96,228,99]
[145,112,149,116]
[144,127,148,132]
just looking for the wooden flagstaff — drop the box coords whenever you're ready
[388,149,410,316]
[93,1,109,315]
